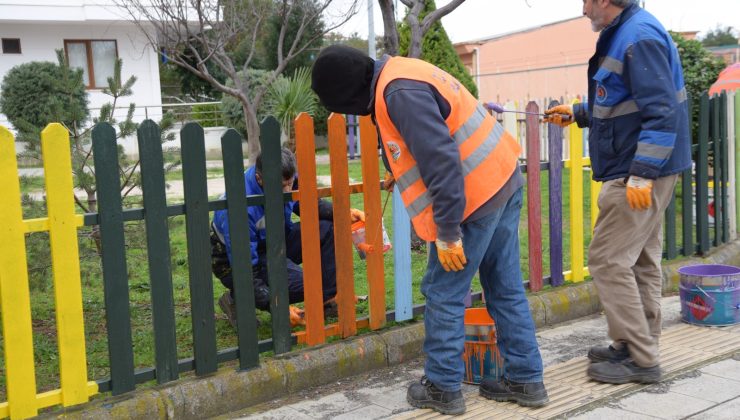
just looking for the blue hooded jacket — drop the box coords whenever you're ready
[573,3,691,181]
[212,165,297,266]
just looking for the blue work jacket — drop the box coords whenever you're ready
[573,3,691,181]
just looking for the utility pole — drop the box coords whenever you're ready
[368,0,376,59]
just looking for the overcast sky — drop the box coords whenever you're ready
[328,0,740,44]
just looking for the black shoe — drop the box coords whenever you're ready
[588,344,630,363]
[218,292,237,328]
[323,298,339,318]
[406,376,465,415]
[587,360,662,384]
[480,377,549,407]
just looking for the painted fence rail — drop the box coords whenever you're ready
[0,89,737,418]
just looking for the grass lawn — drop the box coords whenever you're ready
[2,157,695,401]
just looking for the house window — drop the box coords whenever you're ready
[2,38,21,54]
[64,40,118,89]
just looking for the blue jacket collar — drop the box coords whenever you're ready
[597,2,640,50]
[245,166,263,195]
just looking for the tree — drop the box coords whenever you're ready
[264,66,318,150]
[398,0,477,97]
[701,25,738,48]
[116,0,359,164]
[378,0,466,58]
[671,32,725,141]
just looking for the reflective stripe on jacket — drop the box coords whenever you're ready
[374,56,521,241]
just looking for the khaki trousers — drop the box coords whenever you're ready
[588,174,678,367]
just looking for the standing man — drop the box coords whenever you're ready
[312,45,548,415]
[546,0,691,384]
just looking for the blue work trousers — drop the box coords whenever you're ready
[422,188,543,391]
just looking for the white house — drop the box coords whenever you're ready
[0,0,164,130]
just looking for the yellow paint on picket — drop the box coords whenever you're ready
[40,123,90,406]
[0,126,39,419]
[569,99,585,282]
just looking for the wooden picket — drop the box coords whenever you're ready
[525,102,543,292]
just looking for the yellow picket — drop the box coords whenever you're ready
[568,99,585,282]
[0,126,38,419]
[40,124,90,406]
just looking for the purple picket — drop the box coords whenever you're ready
[547,100,564,287]
[526,101,543,292]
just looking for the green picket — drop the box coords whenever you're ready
[720,92,729,243]
[712,96,722,246]
[697,94,710,254]
[91,122,135,394]
[665,194,677,260]
[220,128,260,369]
[180,122,218,374]
[682,97,694,256]
[137,120,179,383]
[259,117,292,354]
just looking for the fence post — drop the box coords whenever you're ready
[569,99,585,282]
[547,101,564,287]
[92,122,136,394]
[359,115,386,330]
[221,128,261,366]
[327,113,357,338]
[525,102,543,291]
[41,123,90,405]
[295,113,326,346]
[697,93,710,254]
[137,120,180,382]
[682,97,694,256]
[259,117,293,353]
[727,92,736,239]
[720,92,730,243]
[181,122,219,371]
[0,126,38,419]
[736,91,740,234]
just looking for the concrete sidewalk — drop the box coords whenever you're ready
[225,297,740,419]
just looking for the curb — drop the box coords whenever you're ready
[50,240,740,419]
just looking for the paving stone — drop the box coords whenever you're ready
[288,393,365,419]
[332,404,392,420]
[242,406,314,420]
[669,372,740,403]
[569,406,662,420]
[615,391,715,419]
[699,358,740,381]
[354,384,409,411]
[686,396,740,419]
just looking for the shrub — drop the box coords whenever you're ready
[192,103,224,127]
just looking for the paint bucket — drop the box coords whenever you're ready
[350,220,391,260]
[678,264,740,326]
[462,307,504,384]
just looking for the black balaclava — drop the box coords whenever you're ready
[311,45,375,116]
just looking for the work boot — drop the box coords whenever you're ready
[323,297,339,318]
[588,360,662,384]
[218,292,237,328]
[588,344,630,363]
[406,376,465,415]
[480,377,549,407]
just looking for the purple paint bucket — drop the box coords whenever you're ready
[678,264,740,326]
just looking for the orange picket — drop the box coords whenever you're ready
[359,116,386,330]
[327,113,357,338]
[295,113,325,345]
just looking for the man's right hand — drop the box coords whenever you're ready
[383,171,395,192]
[544,104,575,127]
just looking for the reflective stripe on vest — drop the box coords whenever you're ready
[374,56,521,241]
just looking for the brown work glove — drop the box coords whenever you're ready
[435,239,467,272]
[544,104,575,127]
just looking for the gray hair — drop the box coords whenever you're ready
[610,0,635,7]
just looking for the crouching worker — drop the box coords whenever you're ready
[211,147,365,328]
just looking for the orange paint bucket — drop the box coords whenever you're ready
[463,307,504,384]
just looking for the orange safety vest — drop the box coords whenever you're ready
[374,56,521,241]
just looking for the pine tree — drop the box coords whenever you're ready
[398,0,478,97]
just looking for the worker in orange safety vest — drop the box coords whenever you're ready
[311,45,548,415]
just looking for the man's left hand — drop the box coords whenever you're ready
[435,239,467,272]
[350,208,365,222]
[626,175,654,210]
